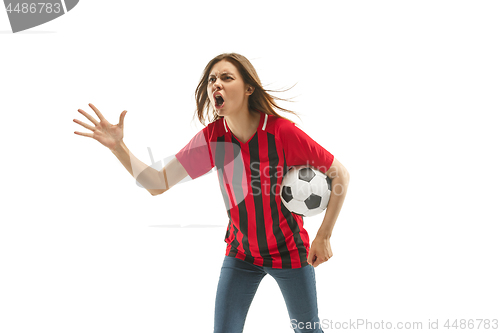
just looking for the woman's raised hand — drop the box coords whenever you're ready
[73,103,127,151]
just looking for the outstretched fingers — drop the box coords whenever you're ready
[77,108,99,126]
[74,130,93,138]
[73,118,95,132]
[88,103,106,123]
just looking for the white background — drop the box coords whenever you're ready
[1,1,499,332]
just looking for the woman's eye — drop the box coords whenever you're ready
[209,76,232,83]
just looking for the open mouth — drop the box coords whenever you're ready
[214,93,225,108]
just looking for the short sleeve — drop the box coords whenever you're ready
[278,120,334,175]
[175,127,215,180]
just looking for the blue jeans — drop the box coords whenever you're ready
[214,256,324,333]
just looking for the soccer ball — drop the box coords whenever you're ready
[280,166,332,217]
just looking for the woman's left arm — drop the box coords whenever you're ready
[307,158,350,267]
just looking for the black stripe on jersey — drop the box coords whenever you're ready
[228,246,239,258]
[281,150,308,266]
[267,133,292,269]
[231,137,254,264]
[248,134,273,267]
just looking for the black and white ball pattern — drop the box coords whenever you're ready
[280,166,332,217]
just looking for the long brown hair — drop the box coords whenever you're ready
[193,53,302,127]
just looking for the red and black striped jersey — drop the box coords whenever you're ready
[175,111,334,269]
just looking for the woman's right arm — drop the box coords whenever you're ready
[111,141,188,196]
[110,140,163,196]
[74,103,188,196]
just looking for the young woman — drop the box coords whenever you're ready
[73,53,350,333]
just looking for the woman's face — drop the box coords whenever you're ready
[207,59,252,116]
